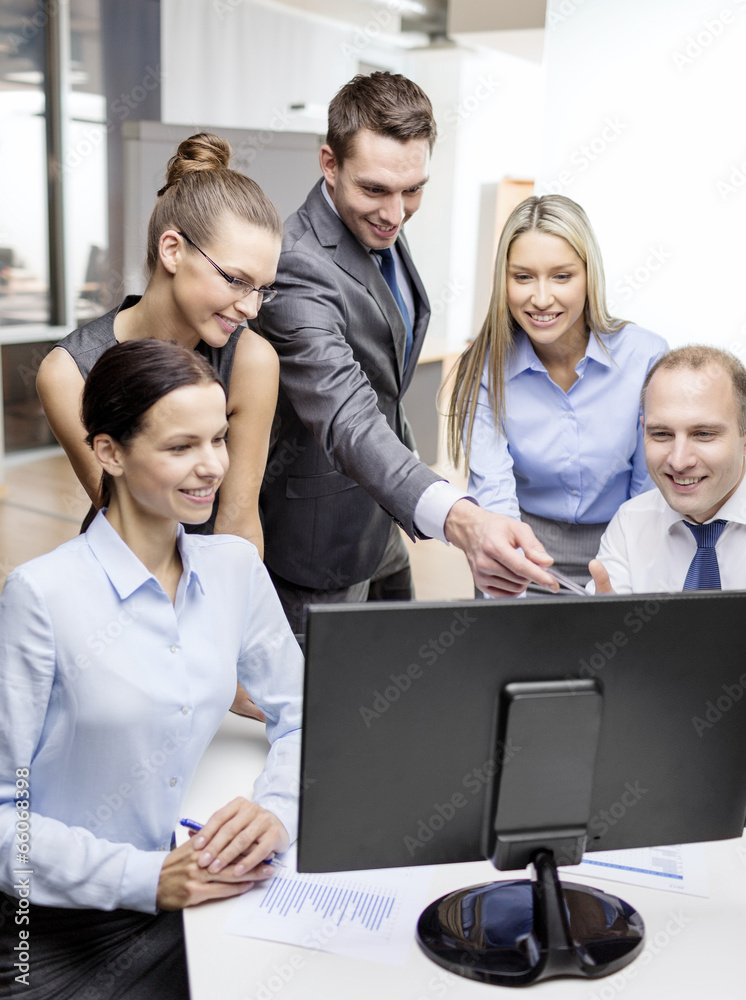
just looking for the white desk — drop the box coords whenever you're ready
[182,715,746,1000]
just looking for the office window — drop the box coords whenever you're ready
[0,0,50,327]
[0,2,162,459]
[69,0,108,324]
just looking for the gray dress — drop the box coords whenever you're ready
[56,295,241,534]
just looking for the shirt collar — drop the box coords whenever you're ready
[584,331,613,369]
[507,330,612,379]
[85,510,205,600]
[321,180,340,219]
[716,473,746,525]
[508,331,545,377]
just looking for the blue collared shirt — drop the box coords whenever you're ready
[468,325,668,524]
[0,512,302,913]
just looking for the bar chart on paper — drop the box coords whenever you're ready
[260,873,397,930]
[560,843,709,897]
[222,847,435,965]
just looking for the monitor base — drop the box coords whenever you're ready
[416,850,644,987]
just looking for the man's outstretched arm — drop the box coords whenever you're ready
[444,499,559,597]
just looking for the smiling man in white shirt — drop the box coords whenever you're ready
[589,345,746,594]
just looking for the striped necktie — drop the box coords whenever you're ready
[682,520,727,590]
[373,247,413,370]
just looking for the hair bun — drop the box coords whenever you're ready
[158,132,232,196]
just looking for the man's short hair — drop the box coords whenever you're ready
[641,345,746,433]
[326,71,437,164]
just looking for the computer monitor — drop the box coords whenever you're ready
[297,592,746,987]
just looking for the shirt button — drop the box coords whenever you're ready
[170,645,178,654]
[569,457,575,463]
[158,845,167,852]
[572,490,578,495]
[169,778,178,787]
[181,706,190,715]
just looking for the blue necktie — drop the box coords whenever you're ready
[682,520,727,590]
[373,247,413,370]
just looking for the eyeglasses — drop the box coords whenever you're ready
[178,231,278,304]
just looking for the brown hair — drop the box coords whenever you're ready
[641,345,746,433]
[146,132,282,275]
[326,72,437,164]
[445,195,626,469]
[83,339,224,507]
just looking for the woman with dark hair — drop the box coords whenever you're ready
[37,131,281,556]
[0,340,302,999]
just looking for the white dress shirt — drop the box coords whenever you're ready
[588,473,746,593]
[0,511,303,913]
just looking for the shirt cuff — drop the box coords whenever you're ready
[120,847,169,914]
[414,480,474,544]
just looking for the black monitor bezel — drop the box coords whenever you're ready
[298,591,746,874]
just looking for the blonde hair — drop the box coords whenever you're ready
[146,132,282,275]
[446,195,626,468]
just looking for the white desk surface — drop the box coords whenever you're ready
[182,714,746,1000]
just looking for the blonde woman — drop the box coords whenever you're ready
[447,195,667,586]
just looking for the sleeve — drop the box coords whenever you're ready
[0,571,166,912]
[414,480,472,543]
[256,248,441,537]
[586,510,633,595]
[465,383,521,520]
[629,410,653,497]
[236,562,304,843]
[629,333,669,498]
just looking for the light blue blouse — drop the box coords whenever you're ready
[467,324,669,524]
[0,512,302,913]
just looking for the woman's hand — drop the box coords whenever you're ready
[156,797,288,910]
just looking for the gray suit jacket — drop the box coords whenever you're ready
[255,180,442,590]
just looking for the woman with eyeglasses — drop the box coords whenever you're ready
[37,132,280,559]
[37,133,281,716]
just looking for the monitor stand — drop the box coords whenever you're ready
[417,680,645,986]
[417,848,644,987]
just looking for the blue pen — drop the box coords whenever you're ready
[179,818,204,832]
[178,819,284,867]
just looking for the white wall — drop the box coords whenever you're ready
[540,0,746,357]
[161,0,545,355]
[405,45,542,349]
[161,0,406,133]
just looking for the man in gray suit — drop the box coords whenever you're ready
[256,71,555,631]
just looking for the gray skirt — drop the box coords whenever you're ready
[0,892,188,999]
[520,509,608,587]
